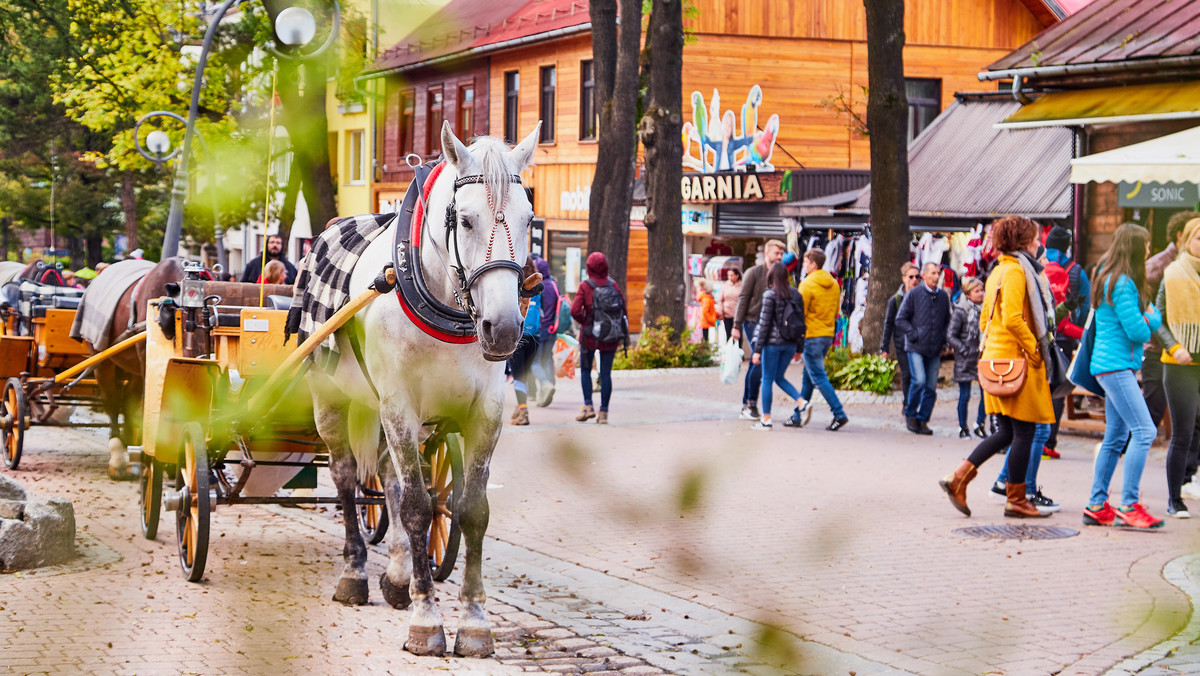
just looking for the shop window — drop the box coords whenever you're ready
[457,82,474,139]
[580,60,596,140]
[426,86,444,155]
[905,78,941,145]
[540,65,556,143]
[504,71,520,143]
[347,129,365,184]
[548,230,587,290]
[398,90,415,157]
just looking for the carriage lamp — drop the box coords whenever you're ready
[180,264,206,309]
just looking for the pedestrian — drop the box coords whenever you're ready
[749,263,806,430]
[732,239,785,420]
[895,262,951,435]
[1083,222,1163,529]
[946,276,986,439]
[242,234,298,284]
[696,279,717,342]
[1042,225,1091,459]
[881,262,919,412]
[796,249,849,431]
[938,215,1055,519]
[571,252,627,425]
[716,268,741,342]
[508,291,542,426]
[531,254,560,407]
[263,260,287,285]
[1151,217,1200,518]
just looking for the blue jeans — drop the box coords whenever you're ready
[741,321,762,405]
[1090,370,1156,508]
[799,336,845,419]
[580,348,615,411]
[957,381,986,429]
[905,352,940,422]
[996,423,1051,487]
[759,344,802,417]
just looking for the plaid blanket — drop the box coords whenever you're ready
[286,213,396,355]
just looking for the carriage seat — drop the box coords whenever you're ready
[18,281,84,319]
[266,294,292,312]
[201,281,293,308]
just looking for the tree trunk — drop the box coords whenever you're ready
[85,236,103,267]
[277,61,338,244]
[586,0,641,289]
[277,166,303,245]
[0,217,10,262]
[860,0,909,354]
[121,170,138,252]
[638,0,685,333]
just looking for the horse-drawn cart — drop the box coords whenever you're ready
[137,265,462,582]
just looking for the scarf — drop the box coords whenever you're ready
[1013,251,1055,367]
[1164,252,1200,354]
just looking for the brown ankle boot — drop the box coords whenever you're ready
[1004,482,1049,518]
[939,459,978,516]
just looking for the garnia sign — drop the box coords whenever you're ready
[682,85,780,174]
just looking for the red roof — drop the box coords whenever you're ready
[369,0,590,74]
[990,0,1200,71]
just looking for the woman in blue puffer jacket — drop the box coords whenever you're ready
[1085,223,1164,529]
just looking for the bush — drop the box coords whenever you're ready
[612,317,717,370]
[824,346,853,379]
[829,353,899,395]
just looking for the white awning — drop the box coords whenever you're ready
[1071,125,1200,184]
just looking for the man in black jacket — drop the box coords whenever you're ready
[731,239,785,420]
[880,262,919,411]
[895,262,951,435]
[242,234,298,284]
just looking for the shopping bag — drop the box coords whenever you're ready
[554,335,579,379]
[720,338,742,385]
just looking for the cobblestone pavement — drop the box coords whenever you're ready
[4,368,1200,675]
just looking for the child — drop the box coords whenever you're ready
[697,279,717,342]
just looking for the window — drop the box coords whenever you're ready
[398,91,415,157]
[457,83,475,139]
[504,71,520,143]
[347,129,365,184]
[905,78,942,145]
[539,65,556,143]
[580,60,596,140]
[426,87,444,155]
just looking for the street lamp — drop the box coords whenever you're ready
[157,0,340,262]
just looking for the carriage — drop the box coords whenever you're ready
[136,263,463,582]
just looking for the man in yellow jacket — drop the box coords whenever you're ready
[792,249,849,431]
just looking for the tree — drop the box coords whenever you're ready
[638,0,686,332]
[586,0,642,289]
[860,0,909,354]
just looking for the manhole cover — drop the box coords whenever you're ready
[952,525,1079,540]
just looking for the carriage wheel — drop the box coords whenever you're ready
[139,456,163,540]
[426,435,463,582]
[357,474,389,545]
[175,423,211,582]
[1,377,27,470]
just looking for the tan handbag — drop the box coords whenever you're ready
[977,275,1028,397]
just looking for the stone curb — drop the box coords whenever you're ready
[1104,553,1200,675]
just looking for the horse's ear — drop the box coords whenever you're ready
[441,120,471,171]
[509,122,541,170]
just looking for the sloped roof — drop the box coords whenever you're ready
[989,0,1200,72]
[846,95,1074,219]
[367,0,589,74]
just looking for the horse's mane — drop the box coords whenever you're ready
[468,137,517,211]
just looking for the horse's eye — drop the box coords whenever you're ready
[460,216,473,230]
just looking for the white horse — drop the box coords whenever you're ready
[308,121,540,657]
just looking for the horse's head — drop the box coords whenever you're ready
[430,120,540,360]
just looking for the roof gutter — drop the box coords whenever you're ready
[979,54,1200,82]
[355,22,593,83]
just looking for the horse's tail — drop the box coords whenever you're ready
[347,401,382,483]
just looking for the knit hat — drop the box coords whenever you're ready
[1045,226,1072,253]
[782,252,798,273]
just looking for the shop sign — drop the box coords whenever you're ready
[1118,181,1198,208]
[560,186,591,213]
[530,218,545,257]
[683,85,780,173]
[681,172,785,203]
[682,205,714,235]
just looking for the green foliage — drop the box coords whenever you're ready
[823,346,854,380]
[613,317,716,370]
[829,353,898,396]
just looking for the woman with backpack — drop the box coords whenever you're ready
[530,255,560,407]
[750,262,807,431]
[571,252,627,424]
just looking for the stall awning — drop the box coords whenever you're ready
[1071,125,1200,184]
[998,80,1200,130]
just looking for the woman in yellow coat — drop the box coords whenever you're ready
[939,216,1054,518]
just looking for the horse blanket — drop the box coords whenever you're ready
[69,259,157,350]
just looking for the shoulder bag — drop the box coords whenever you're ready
[977,276,1028,397]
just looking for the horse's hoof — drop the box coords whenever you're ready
[404,625,447,656]
[108,467,134,482]
[453,627,495,657]
[332,577,369,606]
[379,572,411,609]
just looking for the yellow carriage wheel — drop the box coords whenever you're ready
[1,377,26,470]
[175,422,210,582]
[357,473,389,545]
[139,455,163,540]
[425,435,462,582]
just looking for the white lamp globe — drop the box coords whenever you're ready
[146,130,171,155]
[276,7,317,47]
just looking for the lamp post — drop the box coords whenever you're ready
[157,0,340,262]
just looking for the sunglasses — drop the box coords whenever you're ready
[905,274,918,279]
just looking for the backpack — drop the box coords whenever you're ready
[552,295,572,334]
[1045,260,1085,339]
[778,291,806,343]
[585,278,626,343]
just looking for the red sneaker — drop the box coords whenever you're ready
[1082,502,1116,526]
[1041,447,1061,459]
[1114,503,1164,529]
